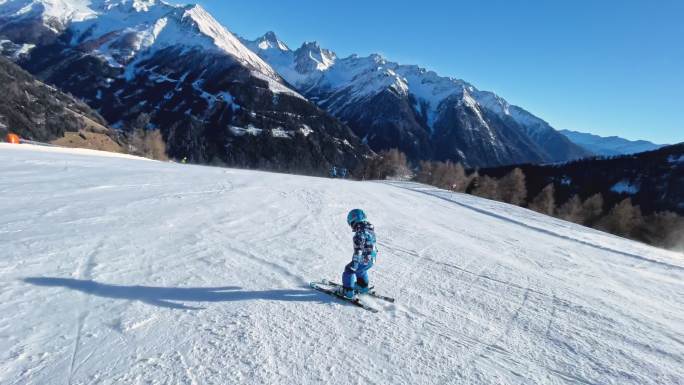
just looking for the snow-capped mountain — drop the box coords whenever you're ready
[1,0,288,89]
[0,0,96,39]
[1,0,591,169]
[244,32,590,167]
[0,0,370,172]
[559,129,666,156]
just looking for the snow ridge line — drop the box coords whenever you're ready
[67,312,87,385]
[385,182,684,271]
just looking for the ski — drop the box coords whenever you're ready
[309,282,379,313]
[316,279,395,303]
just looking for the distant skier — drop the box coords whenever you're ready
[340,209,378,299]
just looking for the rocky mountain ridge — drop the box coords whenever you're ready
[243,31,591,166]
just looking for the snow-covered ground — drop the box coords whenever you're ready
[1,144,683,385]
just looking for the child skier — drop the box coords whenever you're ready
[340,209,378,299]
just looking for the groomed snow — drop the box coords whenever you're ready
[1,144,683,384]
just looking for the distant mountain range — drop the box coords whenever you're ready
[242,32,590,166]
[0,0,665,170]
[559,130,666,156]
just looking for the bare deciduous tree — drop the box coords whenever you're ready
[127,114,168,161]
[143,129,169,161]
[471,175,500,200]
[415,161,469,192]
[356,149,410,180]
[557,194,583,223]
[414,161,434,184]
[580,193,604,225]
[528,184,555,215]
[434,162,468,191]
[636,211,684,249]
[597,198,644,238]
[498,168,527,205]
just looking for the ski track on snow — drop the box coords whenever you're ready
[67,241,101,385]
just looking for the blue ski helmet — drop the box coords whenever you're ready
[347,209,367,227]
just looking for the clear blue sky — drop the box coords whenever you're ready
[198,0,683,144]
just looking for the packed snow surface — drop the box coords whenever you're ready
[1,144,683,384]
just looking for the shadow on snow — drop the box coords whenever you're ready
[24,277,322,310]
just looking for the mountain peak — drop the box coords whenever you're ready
[111,0,159,12]
[254,30,289,51]
[300,40,320,49]
[294,41,336,73]
[167,4,281,78]
[263,30,278,41]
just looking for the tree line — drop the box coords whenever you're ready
[355,149,684,251]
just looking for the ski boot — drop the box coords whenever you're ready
[340,286,356,300]
[356,278,370,295]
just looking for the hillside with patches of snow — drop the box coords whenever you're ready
[1,144,682,384]
[0,55,115,145]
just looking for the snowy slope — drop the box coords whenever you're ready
[1,144,683,385]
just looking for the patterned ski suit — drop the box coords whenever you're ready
[342,221,378,290]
